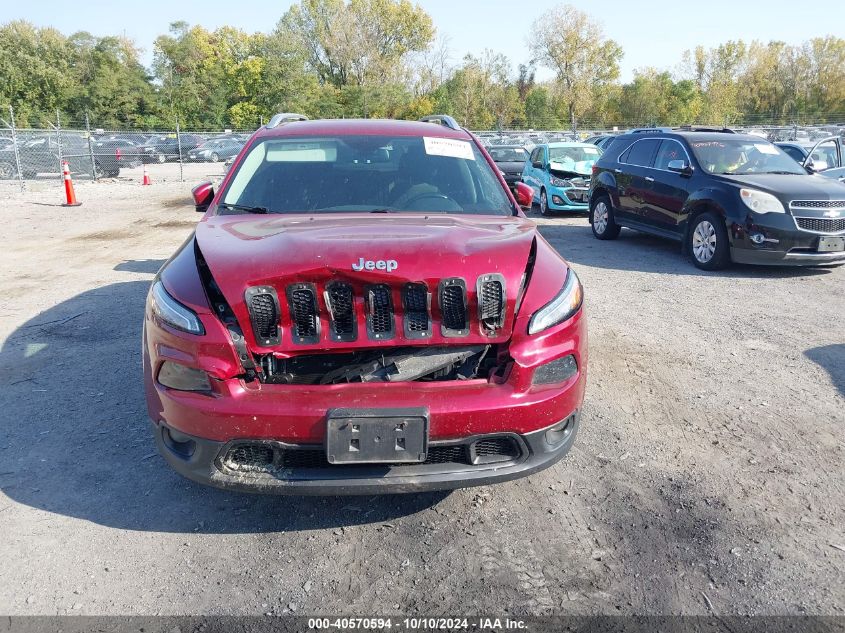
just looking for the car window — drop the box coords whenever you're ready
[621,139,660,167]
[811,140,840,169]
[488,147,528,162]
[690,139,805,175]
[780,145,805,163]
[654,140,688,170]
[220,134,514,216]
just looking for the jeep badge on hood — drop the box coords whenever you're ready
[352,257,398,272]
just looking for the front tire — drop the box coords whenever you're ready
[540,189,549,216]
[688,212,731,270]
[210,152,220,163]
[590,194,621,240]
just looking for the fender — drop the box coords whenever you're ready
[681,187,744,240]
[592,170,619,209]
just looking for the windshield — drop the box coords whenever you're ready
[488,147,528,162]
[690,139,805,175]
[219,134,514,215]
[548,145,602,166]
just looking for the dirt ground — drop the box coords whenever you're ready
[0,175,843,617]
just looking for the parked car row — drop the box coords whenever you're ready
[484,125,845,271]
[0,131,250,179]
[0,133,132,179]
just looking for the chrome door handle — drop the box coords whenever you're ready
[613,169,622,174]
[644,176,655,182]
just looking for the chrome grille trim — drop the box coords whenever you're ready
[789,200,845,209]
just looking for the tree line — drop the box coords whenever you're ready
[2,1,844,131]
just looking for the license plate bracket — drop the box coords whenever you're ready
[818,236,845,252]
[326,408,429,464]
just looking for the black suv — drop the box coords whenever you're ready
[589,128,845,269]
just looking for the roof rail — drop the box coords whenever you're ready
[629,127,673,134]
[419,115,462,131]
[266,113,309,129]
[677,125,736,134]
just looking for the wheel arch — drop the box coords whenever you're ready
[682,189,734,243]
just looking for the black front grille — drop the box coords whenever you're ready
[223,445,275,472]
[478,276,505,331]
[439,280,468,335]
[245,286,280,345]
[250,294,277,338]
[425,445,467,464]
[367,284,394,338]
[403,283,430,337]
[791,200,845,209]
[288,285,320,343]
[473,437,520,460]
[795,216,845,233]
[326,282,355,340]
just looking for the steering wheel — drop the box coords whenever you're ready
[400,191,458,210]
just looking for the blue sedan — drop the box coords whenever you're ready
[522,142,603,214]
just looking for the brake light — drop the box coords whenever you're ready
[115,148,122,161]
[591,165,599,175]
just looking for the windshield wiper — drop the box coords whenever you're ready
[218,202,269,214]
[369,208,397,213]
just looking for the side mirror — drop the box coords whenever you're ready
[192,181,214,213]
[667,159,693,176]
[515,182,534,208]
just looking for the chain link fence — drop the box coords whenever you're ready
[3,105,845,192]
[0,106,255,191]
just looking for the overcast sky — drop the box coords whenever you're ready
[5,0,844,82]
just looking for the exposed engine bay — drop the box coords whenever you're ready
[259,345,500,384]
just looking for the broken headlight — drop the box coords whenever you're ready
[149,281,204,334]
[527,270,583,335]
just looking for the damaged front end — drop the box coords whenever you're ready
[549,166,591,206]
[259,345,502,385]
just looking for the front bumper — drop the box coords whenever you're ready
[729,212,845,266]
[546,185,590,212]
[153,411,580,495]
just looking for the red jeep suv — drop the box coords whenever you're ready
[143,114,586,494]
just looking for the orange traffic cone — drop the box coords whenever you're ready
[142,165,152,186]
[62,161,81,207]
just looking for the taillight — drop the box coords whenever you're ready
[115,148,122,161]
[591,165,599,175]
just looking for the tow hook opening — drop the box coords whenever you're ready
[544,413,576,448]
[161,425,197,459]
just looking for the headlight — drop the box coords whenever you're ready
[528,270,583,335]
[550,176,572,187]
[740,188,785,214]
[149,281,204,334]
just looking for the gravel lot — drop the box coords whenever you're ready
[0,175,843,617]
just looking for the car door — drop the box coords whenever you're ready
[523,146,544,201]
[640,139,693,235]
[614,138,660,222]
[805,136,842,172]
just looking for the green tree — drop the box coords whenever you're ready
[528,4,622,129]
